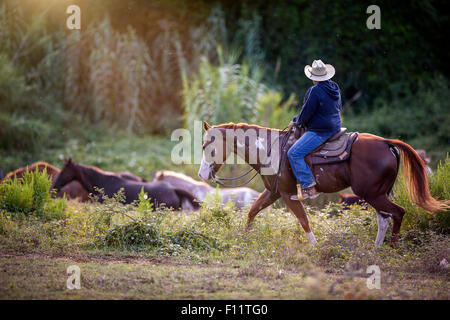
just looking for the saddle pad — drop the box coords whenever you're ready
[311,134,350,158]
[307,132,359,166]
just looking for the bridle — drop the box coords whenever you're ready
[210,163,259,187]
[208,126,293,189]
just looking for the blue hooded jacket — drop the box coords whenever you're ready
[293,80,342,136]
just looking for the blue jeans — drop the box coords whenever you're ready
[287,130,334,188]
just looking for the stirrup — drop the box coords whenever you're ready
[290,184,321,201]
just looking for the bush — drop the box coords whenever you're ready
[0,168,66,219]
[343,76,450,151]
[103,221,163,249]
[167,228,221,252]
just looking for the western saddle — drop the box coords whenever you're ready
[282,127,359,171]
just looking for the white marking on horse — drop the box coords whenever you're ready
[255,137,265,150]
[198,153,212,181]
[375,211,391,248]
[306,232,318,246]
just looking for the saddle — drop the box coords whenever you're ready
[282,127,359,172]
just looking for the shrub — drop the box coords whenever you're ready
[102,221,163,249]
[343,76,450,151]
[0,168,66,220]
[167,228,221,252]
[0,168,52,216]
[0,175,34,214]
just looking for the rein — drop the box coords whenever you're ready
[210,126,292,189]
[210,165,259,187]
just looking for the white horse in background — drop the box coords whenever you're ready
[153,170,260,209]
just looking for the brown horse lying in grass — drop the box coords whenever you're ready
[2,161,89,201]
[52,159,200,210]
[2,161,146,202]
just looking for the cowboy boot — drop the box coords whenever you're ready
[290,184,321,201]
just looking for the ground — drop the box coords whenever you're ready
[0,200,448,300]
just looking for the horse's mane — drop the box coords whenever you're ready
[155,170,207,186]
[74,162,118,177]
[3,161,60,180]
[213,122,282,132]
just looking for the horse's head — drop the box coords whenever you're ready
[154,171,165,182]
[198,121,231,181]
[52,158,77,192]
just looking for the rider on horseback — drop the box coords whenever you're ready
[288,59,342,200]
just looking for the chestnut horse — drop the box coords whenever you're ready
[52,159,200,210]
[198,121,448,247]
[2,161,89,201]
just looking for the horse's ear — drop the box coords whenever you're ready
[67,158,72,164]
[203,121,211,131]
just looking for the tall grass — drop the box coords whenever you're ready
[182,47,297,131]
[0,168,66,219]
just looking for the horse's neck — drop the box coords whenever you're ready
[75,165,110,193]
[232,128,281,173]
[232,127,284,189]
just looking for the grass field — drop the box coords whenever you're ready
[0,134,448,300]
[0,197,448,300]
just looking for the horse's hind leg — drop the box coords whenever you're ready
[365,195,405,247]
[245,189,280,231]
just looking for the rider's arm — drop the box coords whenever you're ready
[293,86,319,127]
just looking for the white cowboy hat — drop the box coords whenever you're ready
[304,59,335,81]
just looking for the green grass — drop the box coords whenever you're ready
[0,130,448,300]
[0,193,448,299]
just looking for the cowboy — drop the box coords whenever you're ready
[288,59,342,200]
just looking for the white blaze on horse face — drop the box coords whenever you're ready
[198,153,212,181]
[374,211,391,248]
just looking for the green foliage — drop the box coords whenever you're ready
[167,227,221,252]
[103,221,163,249]
[182,48,296,130]
[0,175,34,215]
[343,76,450,150]
[0,168,65,219]
[182,48,264,129]
[394,155,450,233]
[137,188,153,213]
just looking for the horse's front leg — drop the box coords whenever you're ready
[280,192,317,246]
[245,189,280,231]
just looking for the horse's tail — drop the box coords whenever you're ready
[174,188,201,210]
[386,139,449,213]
